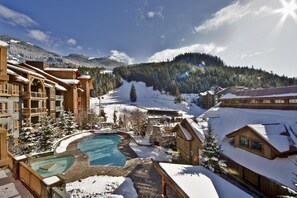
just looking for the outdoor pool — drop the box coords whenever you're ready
[31,155,74,178]
[79,134,126,166]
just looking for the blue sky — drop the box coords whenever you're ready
[0,0,297,77]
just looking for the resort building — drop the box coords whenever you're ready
[0,45,10,166]
[172,118,205,165]
[25,62,93,116]
[195,107,297,197]
[220,85,297,110]
[198,90,215,109]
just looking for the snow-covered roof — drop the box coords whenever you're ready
[16,76,29,84]
[0,40,8,47]
[247,124,290,152]
[8,64,45,79]
[77,75,91,79]
[55,84,67,91]
[186,118,205,142]
[200,90,214,96]
[7,69,17,76]
[61,79,80,85]
[45,68,79,72]
[178,123,193,140]
[198,107,297,189]
[221,86,297,99]
[21,62,70,89]
[45,83,54,88]
[159,163,252,198]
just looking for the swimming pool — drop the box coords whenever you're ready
[79,134,126,166]
[31,155,74,178]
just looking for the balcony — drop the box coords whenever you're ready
[56,106,63,112]
[22,107,47,115]
[56,95,64,100]
[22,91,47,99]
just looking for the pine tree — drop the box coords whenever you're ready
[200,124,226,173]
[18,121,35,154]
[37,115,55,152]
[113,110,117,125]
[131,108,146,136]
[130,84,137,103]
[64,111,78,135]
[174,87,183,103]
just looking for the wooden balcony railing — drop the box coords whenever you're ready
[56,95,64,100]
[22,91,46,98]
[22,107,47,115]
[56,106,63,111]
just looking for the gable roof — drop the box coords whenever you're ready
[226,124,291,153]
[185,118,205,143]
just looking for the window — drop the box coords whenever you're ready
[262,100,271,103]
[0,103,8,113]
[274,99,285,103]
[14,120,19,131]
[12,84,19,95]
[251,140,263,151]
[14,102,19,113]
[0,83,8,94]
[289,99,297,103]
[250,99,258,104]
[240,136,249,147]
[0,123,7,129]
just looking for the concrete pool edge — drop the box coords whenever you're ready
[56,132,140,183]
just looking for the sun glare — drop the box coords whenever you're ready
[274,0,297,23]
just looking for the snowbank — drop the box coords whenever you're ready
[55,132,92,153]
[66,176,137,198]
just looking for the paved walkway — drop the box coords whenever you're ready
[0,168,34,198]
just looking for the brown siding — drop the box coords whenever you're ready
[231,127,278,159]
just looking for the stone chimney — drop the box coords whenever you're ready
[26,61,49,70]
[0,46,9,81]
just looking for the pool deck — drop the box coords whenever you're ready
[56,132,177,197]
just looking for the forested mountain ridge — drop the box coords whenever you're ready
[114,53,297,94]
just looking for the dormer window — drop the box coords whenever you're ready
[251,140,263,152]
[240,136,249,147]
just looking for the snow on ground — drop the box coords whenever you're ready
[66,175,137,198]
[55,132,92,153]
[90,80,205,123]
[160,163,253,198]
[130,135,151,146]
[129,140,172,161]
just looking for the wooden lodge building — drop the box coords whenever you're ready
[172,118,205,165]
[173,85,297,197]
[0,45,94,168]
[220,86,297,110]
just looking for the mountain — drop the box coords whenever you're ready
[0,35,126,68]
[114,53,297,94]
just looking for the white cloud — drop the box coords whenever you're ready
[195,1,272,32]
[67,38,77,46]
[148,43,226,63]
[147,6,164,19]
[27,29,49,42]
[0,4,37,27]
[239,48,275,59]
[109,50,134,64]
[147,11,155,18]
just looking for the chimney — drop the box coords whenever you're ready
[26,61,49,70]
[0,46,9,81]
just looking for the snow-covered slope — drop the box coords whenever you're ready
[91,80,205,122]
